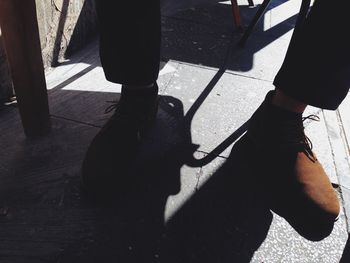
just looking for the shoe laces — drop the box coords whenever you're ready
[285,114,320,162]
[102,100,132,122]
[103,98,156,128]
[104,100,119,114]
[104,99,141,120]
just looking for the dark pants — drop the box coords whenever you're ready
[94,0,161,86]
[274,0,350,110]
[95,0,350,110]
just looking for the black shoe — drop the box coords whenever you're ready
[81,84,159,199]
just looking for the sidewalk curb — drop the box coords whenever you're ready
[323,109,350,233]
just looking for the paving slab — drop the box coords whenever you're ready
[163,0,236,31]
[227,32,290,81]
[251,212,348,263]
[323,106,350,231]
[338,93,350,160]
[163,62,272,157]
[164,157,201,222]
[162,148,274,263]
[161,16,232,70]
[268,0,300,40]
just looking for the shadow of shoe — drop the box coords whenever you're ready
[235,134,338,242]
[72,95,200,262]
[160,134,273,262]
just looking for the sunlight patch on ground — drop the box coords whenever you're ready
[46,60,177,93]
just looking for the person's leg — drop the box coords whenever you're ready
[273,0,350,111]
[243,0,349,240]
[95,1,161,86]
[81,0,161,198]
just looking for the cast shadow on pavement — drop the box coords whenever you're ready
[56,92,272,262]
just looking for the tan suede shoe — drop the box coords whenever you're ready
[242,91,340,240]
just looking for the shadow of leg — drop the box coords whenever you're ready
[161,138,273,262]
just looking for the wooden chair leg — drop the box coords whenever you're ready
[239,0,311,48]
[0,0,51,137]
[248,0,255,7]
[230,0,243,30]
[238,0,272,47]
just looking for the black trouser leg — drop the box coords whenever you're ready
[94,0,161,86]
[273,0,350,110]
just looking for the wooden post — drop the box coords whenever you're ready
[0,0,51,137]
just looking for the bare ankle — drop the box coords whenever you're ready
[271,89,307,114]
